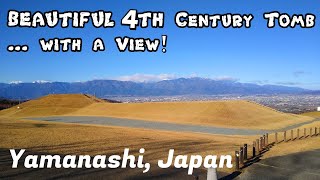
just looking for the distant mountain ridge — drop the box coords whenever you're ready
[0,78,313,100]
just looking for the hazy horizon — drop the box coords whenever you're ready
[2,75,318,91]
[1,1,319,89]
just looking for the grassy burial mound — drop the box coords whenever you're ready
[70,100,313,130]
[302,111,320,118]
[0,94,313,129]
[0,94,104,117]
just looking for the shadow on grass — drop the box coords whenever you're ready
[219,171,241,180]
[219,143,275,179]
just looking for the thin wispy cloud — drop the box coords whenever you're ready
[275,81,301,86]
[293,70,310,78]
[9,81,23,84]
[213,76,239,81]
[248,80,269,85]
[112,74,239,83]
[114,73,177,82]
[32,80,51,84]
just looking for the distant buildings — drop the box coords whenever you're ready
[106,94,320,114]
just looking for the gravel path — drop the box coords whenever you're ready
[27,116,320,136]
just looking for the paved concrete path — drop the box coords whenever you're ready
[28,116,320,136]
[236,149,320,180]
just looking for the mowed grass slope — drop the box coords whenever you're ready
[0,94,102,117]
[70,100,313,130]
[302,111,320,118]
[0,94,313,129]
[0,117,253,156]
[0,117,255,174]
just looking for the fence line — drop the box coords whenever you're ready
[205,126,320,180]
[234,126,320,172]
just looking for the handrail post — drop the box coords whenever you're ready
[235,151,240,171]
[240,147,244,165]
[266,133,269,146]
[244,144,248,160]
[252,141,256,157]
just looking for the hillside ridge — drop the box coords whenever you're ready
[0,94,104,117]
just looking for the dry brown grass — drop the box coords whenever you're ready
[241,119,320,160]
[0,117,255,155]
[262,136,320,159]
[302,111,320,118]
[0,94,318,177]
[0,116,318,175]
[69,100,312,130]
[0,94,313,130]
[0,117,258,173]
[0,94,102,117]
[254,120,320,148]
[237,120,320,162]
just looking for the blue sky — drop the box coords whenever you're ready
[1,1,319,89]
